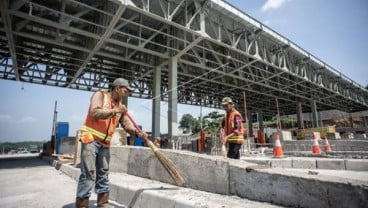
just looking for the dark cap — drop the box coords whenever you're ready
[112,78,134,92]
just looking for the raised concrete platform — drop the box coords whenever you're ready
[242,156,368,171]
[44,156,281,208]
[60,146,368,208]
[283,140,368,152]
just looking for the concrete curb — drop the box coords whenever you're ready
[42,156,281,208]
[242,157,368,171]
[43,145,368,208]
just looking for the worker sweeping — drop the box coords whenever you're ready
[75,78,147,208]
[220,97,244,159]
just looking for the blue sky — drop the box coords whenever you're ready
[0,0,367,142]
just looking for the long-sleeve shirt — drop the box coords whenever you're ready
[89,91,136,136]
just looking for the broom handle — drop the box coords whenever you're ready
[125,112,150,143]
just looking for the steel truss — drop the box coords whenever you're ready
[0,0,367,117]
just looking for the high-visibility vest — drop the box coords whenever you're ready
[224,109,244,144]
[81,90,121,146]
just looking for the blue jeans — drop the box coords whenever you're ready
[76,140,110,198]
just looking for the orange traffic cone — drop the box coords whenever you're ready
[323,136,332,153]
[311,133,321,155]
[273,134,283,158]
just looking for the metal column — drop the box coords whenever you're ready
[152,66,161,138]
[310,100,319,128]
[296,102,304,129]
[168,57,178,139]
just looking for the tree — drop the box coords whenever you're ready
[365,84,368,90]
[202,111,224,132]
[179,114,199,133]
[178,111,224,134]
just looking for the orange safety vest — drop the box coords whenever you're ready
[80,90,121,146]
[224,109,244,144]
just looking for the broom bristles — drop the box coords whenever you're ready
[147,141,185,186]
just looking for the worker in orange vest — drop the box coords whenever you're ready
[75,78,147,208]
[220,97,244,159]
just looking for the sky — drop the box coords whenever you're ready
[0,0,367,142]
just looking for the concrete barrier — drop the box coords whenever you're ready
[283,140,368,152]
[105,146,367,208]
[243,157,368,171]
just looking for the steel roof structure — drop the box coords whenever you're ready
[1,0,368,118]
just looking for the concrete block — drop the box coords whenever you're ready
[165,151,230,195]
[229,165,328,208]
[317,159,345,170]
[292,158,316,169]
[109,146,130,173]
[126,146,170,182]
[242,158,270,166]
[270,158,292,168]
[345,159,368,171]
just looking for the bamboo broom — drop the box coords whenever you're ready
[126,112,185,186]
[220,128,227,157]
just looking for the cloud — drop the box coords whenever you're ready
[18,116,37,123]
[0,114,12,123]
[261,0,286,12]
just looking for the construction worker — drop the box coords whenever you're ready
[75,78,147,208]
[220,97,244,159]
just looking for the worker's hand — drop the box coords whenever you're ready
[114,104,127,115]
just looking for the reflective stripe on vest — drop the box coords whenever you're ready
[81,125,112,142]
[227,135,244,142]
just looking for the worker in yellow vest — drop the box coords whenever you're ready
[75,78,147,208]
[221,97,244,159]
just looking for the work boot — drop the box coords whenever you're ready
[97,192,109,208]
[75,197,89,208]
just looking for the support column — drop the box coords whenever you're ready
[258,112,264,132]
[349,113,354,128]
[363,116,368,128]
[152,66,161,138]
[310,100,319,128]
[168,57,178,139]
[296,102,304,129]
[247,112,253,137]
[318,111,323,127]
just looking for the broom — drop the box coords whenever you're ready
[220,128,227,157]
[125,112,185,186]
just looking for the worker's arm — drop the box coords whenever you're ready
[119,115,136,136]
[119,115,148,139]
[232,115,243,136]
[89,91,122,119]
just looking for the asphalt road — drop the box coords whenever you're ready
[0,154,125,208]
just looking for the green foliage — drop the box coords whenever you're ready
[179,114,200,133]
[202,111,224,132]
[0,141,44,154]
[179,111,224,134]
[262,117,297,129]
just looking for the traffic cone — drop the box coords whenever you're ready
[323,136,332,153]
[273,134,283,158]
[311,133,321,155]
